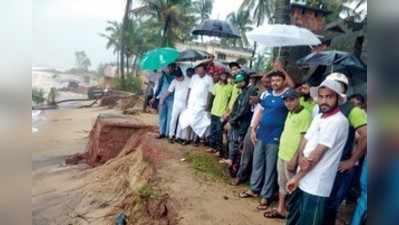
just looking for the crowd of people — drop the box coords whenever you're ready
[144,56,367,225]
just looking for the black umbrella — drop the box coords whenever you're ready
[177,49,210,62]
[192,19,241,39]
[297,50,367,72]
[297,51,367,95]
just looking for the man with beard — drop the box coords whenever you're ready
[298,82,316,113]
[285,79,349,225]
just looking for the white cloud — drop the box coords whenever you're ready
[41,0,125,21]
[211,0,244,20]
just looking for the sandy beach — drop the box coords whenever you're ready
[32,107,114,224]
[31,106,286,225]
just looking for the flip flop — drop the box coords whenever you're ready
[239,191,258,198]
[264,208,286,219]
[256,204,269,211]
[256,199,269,211]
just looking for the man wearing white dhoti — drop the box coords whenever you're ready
[179,63,214,141]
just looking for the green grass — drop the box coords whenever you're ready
[136,183,160,200]
[183,150,229,183]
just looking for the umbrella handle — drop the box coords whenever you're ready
[274,47,281,61]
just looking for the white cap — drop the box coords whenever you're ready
[326,72,349,93]
[310,79,347,105]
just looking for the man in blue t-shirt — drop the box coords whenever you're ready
[239,71,290,211]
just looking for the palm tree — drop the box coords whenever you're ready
[132,0,195,47]
[239,0,275,27]
[100,21,123,73]
[193,0,213,24]
[119,0,133,80]
[125,18,161,74]
[226,10,253,48]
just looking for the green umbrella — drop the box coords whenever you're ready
[139,47,180,70]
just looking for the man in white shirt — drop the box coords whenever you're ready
[160,67,191,143]
[285,79,349,225]
[179,63,214,142]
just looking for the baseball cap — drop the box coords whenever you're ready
[234,72,247,83]
[282,88,300,100]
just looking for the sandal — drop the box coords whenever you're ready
[256,199,269,211]
[206,148,217,153]
[263,208,286,219]
[239,190,258,198]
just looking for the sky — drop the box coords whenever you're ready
[33,0,244,70]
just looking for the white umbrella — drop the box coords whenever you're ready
[247,24,321,58]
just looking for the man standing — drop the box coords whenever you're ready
[319,73,368,225]
[219,72,257,177]
[239,71,290,211]
[264,88,312,219]
[179,63,214,141]
[152,63,177,139]
[232,74,271,186]
[160,67,190,143]
[285,79,349,225]
[207,71,233,154]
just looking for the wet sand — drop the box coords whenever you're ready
[32,107,115,224]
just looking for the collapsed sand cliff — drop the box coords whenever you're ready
[62,113,178,225]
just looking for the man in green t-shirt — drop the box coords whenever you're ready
[207,71,233,154]
[298,82,316,113]
[264,88,312,219]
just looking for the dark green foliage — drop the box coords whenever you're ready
[32,88,46,104]
[113,75,143,94]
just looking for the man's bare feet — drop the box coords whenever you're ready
[218,159,233,167]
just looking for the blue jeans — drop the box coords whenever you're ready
[250,141,278,201]
[159,97,173,136]
[351,159,367,225]
[209,115,223,152]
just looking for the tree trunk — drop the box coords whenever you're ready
[120,0,132,84]
[249,41,257,69]
[126,55,129,77]
[120,48,125,80]
[132,55,138,76]
[273,0,291,65]
[162,16,170,46]
[116,52,120,74]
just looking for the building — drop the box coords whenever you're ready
[175,41,253,64]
